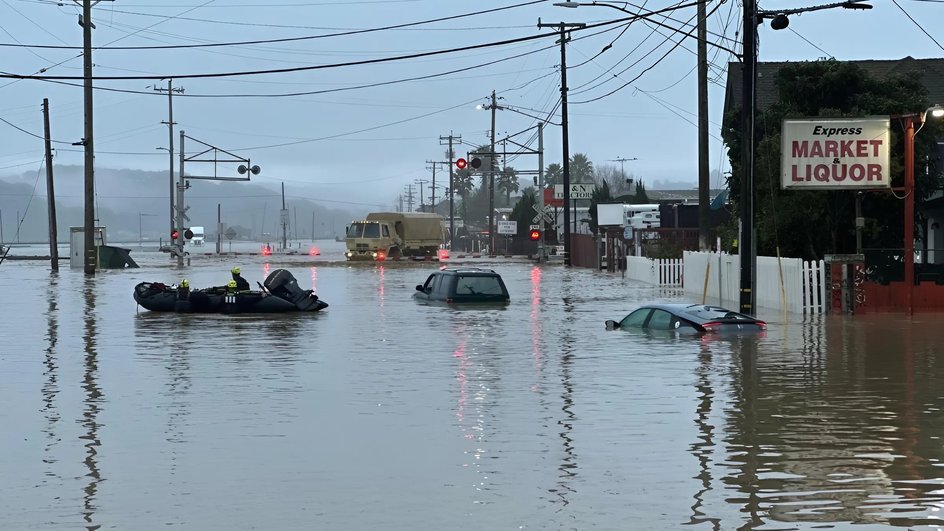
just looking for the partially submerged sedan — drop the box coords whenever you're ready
[605,303,766,334]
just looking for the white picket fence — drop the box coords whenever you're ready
[624,256,684,287]
[622,252,827,314]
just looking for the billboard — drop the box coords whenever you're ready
[781,117,890,190]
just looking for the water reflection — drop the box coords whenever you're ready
[42,272,60,480]
[686,339,721,530]
[549,286,578,507]
[80,276,103,531]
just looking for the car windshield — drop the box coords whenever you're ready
[455,275,504,296]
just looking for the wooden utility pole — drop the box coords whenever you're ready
[80,0,97,274]
[43,99,59,271]
[489,90,497,254]
[154,79,184,251]
[697,0,710,251]
[440,133,461,249]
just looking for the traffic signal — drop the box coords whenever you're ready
[184,228,194,240]
[529,229,541,241]
[469,157,482,170]
[455,158,468,169]
[172,229,179,240]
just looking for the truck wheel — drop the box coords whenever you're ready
[388,247,401,260]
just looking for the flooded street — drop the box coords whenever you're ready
[3,241,944,529]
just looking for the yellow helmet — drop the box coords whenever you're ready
[227,280,238,288]
[180,279,190,288]
[231,266,241,275]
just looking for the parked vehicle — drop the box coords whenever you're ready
[605,303,766,334]
[345,212,444,261]
[414,267,510,303]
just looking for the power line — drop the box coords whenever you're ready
[1,0,550,50]
[891,0,944,52]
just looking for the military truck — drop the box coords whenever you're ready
[345,212,445,261]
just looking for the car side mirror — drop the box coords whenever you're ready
[416,284,424,292]
[605,319,620,331]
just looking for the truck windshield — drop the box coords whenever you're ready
[346,224,364,238]
[362,223,380,238]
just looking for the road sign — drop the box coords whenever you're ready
[531,204,554,224]
[497,220,517,235]
[225,227,237,240]
[623,226,633,240]
[554,183,593,200]
[530,224,540,230]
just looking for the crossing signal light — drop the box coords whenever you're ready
[184,228,194,240]
[469,157,483,169]
[455,158,468,169]
[529,229,541,241]
[172,229,179,240]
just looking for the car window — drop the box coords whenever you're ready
[430,274,444,294]
[422,274,436,291]
[620,308,650,328]
[455,275,504,296]
[647,309,673,330]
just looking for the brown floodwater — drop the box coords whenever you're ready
[2,240,944,530]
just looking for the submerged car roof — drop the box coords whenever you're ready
[638,303,758,322]
[438,267,500,275]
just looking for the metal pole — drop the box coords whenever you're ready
[537,121,545,263]
[43,98,59,270]
[177,131,185,268]
[697,0,710,251]
[448,135,455,248]
[905,115,916,315]
[217,203,222,254]
[167,79,175,255]
[431,164,436,213]
[739,0,757,314]
[281,181,287,250]
[81,0,96,275]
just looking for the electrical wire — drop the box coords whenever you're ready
[891,0,944,52]
[2,0,550,50]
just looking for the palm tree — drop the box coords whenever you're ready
[569,153,594,183]
[496,166,519,206]
[545,163,563,189]
[453,167,474,220]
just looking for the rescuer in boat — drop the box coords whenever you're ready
[178,279,190,300]
[226,279,239,293]
[231,267,250,291]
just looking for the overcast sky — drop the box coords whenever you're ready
[0,0,941,210]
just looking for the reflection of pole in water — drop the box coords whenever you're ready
[550,296,578,506]
[80,278,103,530]
[42,273,61,479]
[730,337,763,528]
[687,343,721,530]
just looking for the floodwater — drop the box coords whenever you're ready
[3,240,944,530]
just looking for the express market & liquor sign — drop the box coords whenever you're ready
[781,117,890,190]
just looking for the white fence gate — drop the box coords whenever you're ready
[682,251,827,314]
[624,256,683,287]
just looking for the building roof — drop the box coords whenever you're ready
[724,57,944,115]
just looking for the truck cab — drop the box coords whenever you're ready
[345,220,399,260]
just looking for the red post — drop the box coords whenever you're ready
[904,116,916,315]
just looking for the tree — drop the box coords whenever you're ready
[510,187,538,237]
[722,59,943,260]
[570,153,594,183]
[545,163,563,189]
[631,181,649,204]
[496,166,519,206]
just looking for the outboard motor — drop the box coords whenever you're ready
[263,269,329,311]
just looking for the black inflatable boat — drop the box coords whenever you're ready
[134,268,328,314]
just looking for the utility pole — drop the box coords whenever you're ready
[610,157,637,192]
[538,20,585,266]
[537,121,546,263]
[281,182,288,250]
[43,99,59,271]
[429,162,437,212]
[154,79,184,252]
[489,90,498,254]
[414,179,425,212]
[740,0,757,315]
[177,131,187,267]
[439,133,460,249]
[79,0,104,274]
[404,184,415,212]
[697,0,710,251]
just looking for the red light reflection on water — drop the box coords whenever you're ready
[263,262,271,278]
[377,266,385,307]
[530,266,544,390]
[310,266,318,293]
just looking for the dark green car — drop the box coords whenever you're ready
[414,267,510,304]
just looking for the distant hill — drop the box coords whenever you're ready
[0,165,362,243]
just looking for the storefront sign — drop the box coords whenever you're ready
[781,118,890,190]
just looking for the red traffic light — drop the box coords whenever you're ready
[171,229,180,240]
[455,158,468,169]
[528,229,541,241]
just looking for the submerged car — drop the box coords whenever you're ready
[605,303,766,334]
[414,267,510,303]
